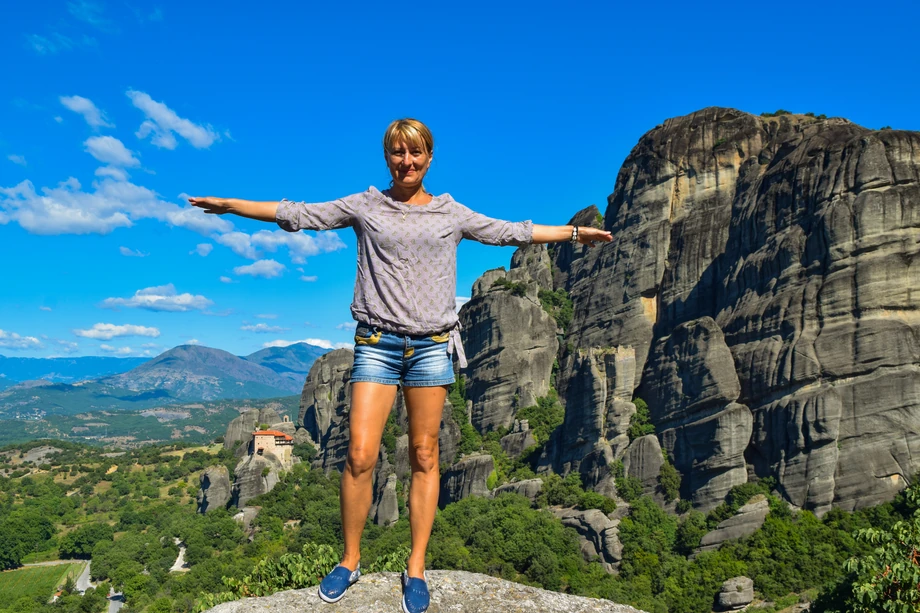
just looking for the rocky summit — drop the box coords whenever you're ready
[294,107,920,523]
[202,571,646,613]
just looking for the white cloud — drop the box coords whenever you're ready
[27,33,74,55]
[233,259,285,278]
[219,276,234,284]
[191,243,212,257]
[215,228,345,262]
[60,95,113,128]
[336,322,357,330]
[84,136,140,167]
[119,246,148,257]
[241,323,289,333]
[127,90,219,149]
[186,338,200,345]
[68,1,116,32]
[74,323,160,340]
[7,155,27,167]
[95,166,129,181]
[256,313,277,319]
[54,116,63,123]
[39,306,52,312]
[55,340,79,353]
[101,283,213,312]
[300,275,318,282]
[0,176,233,236]
[99,344,133,355]
[456,296,471,312]
[262,338,350,350]
[0,329,43,350]
[214,231,257,259]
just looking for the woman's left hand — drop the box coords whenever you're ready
[577,226,613,248]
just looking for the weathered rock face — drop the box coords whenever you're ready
[492,478,544,504]
[460,245,558,433]
[231,452,283,508]
[202,570,646,613]
[299,349,355,472]
[697,495,770,553]
[551,508,623,573]
[538,108,920,514]
[225,407,285,458]
[439,454,494,508]
[374,473,399,527]
[716,576,754,611]
[641,318,752,509]
[622,435,664,495]
[500,419,537,457]
[197,465,231,513]
[541,346,636,492]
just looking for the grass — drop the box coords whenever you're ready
[0,563,85,602]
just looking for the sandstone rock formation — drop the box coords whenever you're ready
[231,452,283,508]
[492,478,544,504]
[224,407,284,458]
[203,571,646,613]
[541,107,920,514]
[697,495,770,554]
[459,245,558,433]
[500,419,537,457]
[299,349,355,472]
[551,508,623,573]
[439,454,494,508]
[622,435,664,495]
[716,576,754,611]
[197,465,231,513]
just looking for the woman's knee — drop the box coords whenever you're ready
[409,441,439,473]
[345,445,378,476]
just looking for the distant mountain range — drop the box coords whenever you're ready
[0,342,332,417]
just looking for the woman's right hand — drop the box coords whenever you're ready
[188,196,232,215]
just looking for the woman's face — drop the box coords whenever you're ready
[385,139,431,189]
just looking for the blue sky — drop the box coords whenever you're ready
[1,0,918,359]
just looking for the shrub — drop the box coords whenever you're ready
[538,288,574,333]
[627,398,655,440]
[491,278,528,297]
[658,456,681,502]
[517,391,564,444]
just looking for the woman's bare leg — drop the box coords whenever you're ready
[340,381,398,571]
[402,384,449,579]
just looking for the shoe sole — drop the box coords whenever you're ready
[317,578,358,604]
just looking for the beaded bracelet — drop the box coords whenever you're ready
[570,225,579,243]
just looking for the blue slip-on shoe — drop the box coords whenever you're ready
[401,570,430,613]
[317,563,361,603]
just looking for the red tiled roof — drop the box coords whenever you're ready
[252,429,293,441]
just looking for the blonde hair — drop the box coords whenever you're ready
[383,118,434,155]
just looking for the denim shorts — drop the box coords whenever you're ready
[351,323,455,387]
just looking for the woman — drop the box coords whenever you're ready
[189,118,611,613]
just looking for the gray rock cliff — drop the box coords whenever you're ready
[197,465,231,513]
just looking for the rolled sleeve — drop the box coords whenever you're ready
[457,204,533,247]
[275,193,360,232]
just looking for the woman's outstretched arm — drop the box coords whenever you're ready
[188,197,278,222]
[532,224,612,247]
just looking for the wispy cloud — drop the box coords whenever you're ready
[186,338,200,345]
[119,246,148,257]
[74,323,160,340]
[456,296,471,312]
[7,155,27,167]
[241,323,290,333]
[335,322,357,330]
[256,313,277,319]
[233,259,285,278]
[101,284,213,312]
[215,228,345,262]
[99,344,133,355]
[127,90,219,149]
[0,176,233,236]
[262,338,350,350]
[55,340,79,354]
[39,306,52,312]
[0,329,43,350]
[191,243,212,257]
[60,95,114,128]
[95,166,129,181]
[300,275,318,282]
[68,1,117,32]
[84,136,139,167]
[219,276,234,284]
[26,33,74,55]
